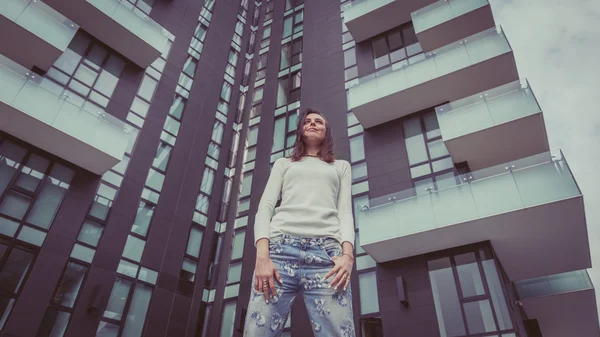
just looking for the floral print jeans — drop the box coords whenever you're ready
[243,234,356,337]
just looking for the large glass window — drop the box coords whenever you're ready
[428,247,516,337]
[0,239,36,329]
[371,23,422,70]
[276,72,301,108]
[220,301,237,337]
[358,271,379,314]
[132,201,155,237]
[0,138,75,246]
[403,111,457,191]
[99,278,153,337]
[231,230,246,260]
[47,34,126,108]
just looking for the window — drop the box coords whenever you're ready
[402,111,457,190]
[349,135,365,163]
[38,260,88,336]
[220,301,237,337]
[98,278,153,337]
[0,139,74,245]
[265,2,274,21]
[200,167,216,195]
[0,240,36,329]
[183,56,198,77]
[428,248,516,337]
[186,226,204,258]
[276,72,301,108]
[231,230,246,260]
[47,34,126,108]
[344,47,357,81]
[153,143,172,172]
[261,25,271,49]
[125,0,154,14]
[257,53,268,80]
[358,271,379,314]
[360,317,383,337]
[280,38,302,70]
[247,126,259,147]
[132,201,155,237]
[371,23,422,69]
[239,173,253,198]
[285,0,303,10]
[77,219,103,247]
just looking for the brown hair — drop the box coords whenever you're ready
[290,108,335,163]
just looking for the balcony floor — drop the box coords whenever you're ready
[445,112,550,170]
[364,196,591,281]
[523,288,600,337]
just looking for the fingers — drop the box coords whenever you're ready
[262,278,270,303]
[254,275,259,292]
[343,274,351,291]
[324,264,340,280]
[330,269,349,290]
[274,268,282,284]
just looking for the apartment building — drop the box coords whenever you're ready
[0,0,597,336]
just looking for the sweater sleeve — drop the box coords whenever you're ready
[254,158,286,246]
[337,160,355,248]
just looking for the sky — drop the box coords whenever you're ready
[488,0,600,316]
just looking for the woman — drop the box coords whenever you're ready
[243,108,356,337]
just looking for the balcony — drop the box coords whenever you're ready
[343,0,435,43]
[0,55,130,175]
[515,271,599,337]
[436,79,549,170]
[44,0,170,68]
[411,0,495,51]
[357,150,591,281]
[348,27,518,129]
[0,0,79,71]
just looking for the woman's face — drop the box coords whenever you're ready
[302,113,327,144]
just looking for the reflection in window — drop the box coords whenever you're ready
[90,183,117,220]
[145,168,165,192]
[52,262,87,308]
[428,249,517,337]
[349,135,365,163]
[186,226,204,258]
[132,201,155,237]
[428,257,466,337]
[121,283,153,337]
[463,300,496,334]
[220,301,237,337]
[240,173,253,198]
[77,219,104,247]
[122,235,146,262]
[36,309,70,337]
[103,278,132,320]
[231,230,246,260]
[371,23,422,69]
[358,271,379,314]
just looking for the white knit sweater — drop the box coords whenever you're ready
[254,156,355,247]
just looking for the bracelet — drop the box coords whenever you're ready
[342,253,354,261]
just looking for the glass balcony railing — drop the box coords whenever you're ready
[436,79,542,140]
[344,0,395,10]
[1,0,79,50]
[358,149,580,245]
[0,54,128,136]
[411,0,489,33]
[87,0,169,52]
[515,270,593,300]
[349,26,511,92]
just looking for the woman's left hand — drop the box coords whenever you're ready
[325,254,354,291]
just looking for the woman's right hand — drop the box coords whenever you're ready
[254,239,282,303]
